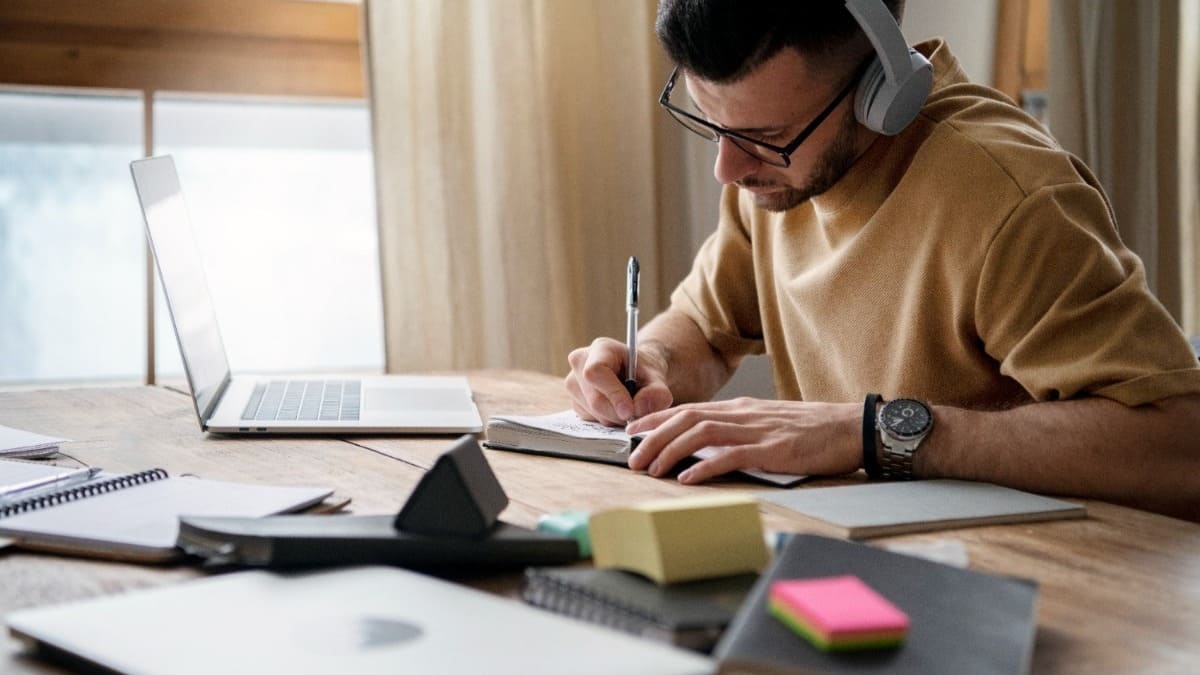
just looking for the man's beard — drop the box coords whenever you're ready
[739,113,862,213]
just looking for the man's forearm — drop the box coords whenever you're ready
[919,394,1200,521]
[640,309,737,404]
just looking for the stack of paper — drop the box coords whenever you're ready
[589,493,769,583]
[0,424,65,459]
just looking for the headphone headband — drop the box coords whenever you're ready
[844,0,911,83]
[842,0,933,135]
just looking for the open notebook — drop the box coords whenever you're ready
[0,465,332,562]
[485,411,806,487]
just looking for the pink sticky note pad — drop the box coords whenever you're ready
[770,575,909,640]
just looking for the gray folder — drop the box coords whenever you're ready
[715,534,1038,674]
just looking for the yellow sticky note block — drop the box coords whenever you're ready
[589,493,769,584]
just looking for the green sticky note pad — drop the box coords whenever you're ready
[537,510,591,558]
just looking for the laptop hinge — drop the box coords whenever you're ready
[198,373,233,431]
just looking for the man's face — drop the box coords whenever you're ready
[684,48,867,212]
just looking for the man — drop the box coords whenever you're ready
[565,0,1200,521]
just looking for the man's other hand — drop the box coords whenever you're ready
[626,398,860,483]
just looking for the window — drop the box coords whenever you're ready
[0,0,376,385]
[155,97,381,377]
[0,91,145,383]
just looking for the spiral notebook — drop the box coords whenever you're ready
[522,567,758,653]
[0,466,332,562]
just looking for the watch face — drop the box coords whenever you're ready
[880,399,931,439]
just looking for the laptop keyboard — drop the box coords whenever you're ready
[241,380,361,422]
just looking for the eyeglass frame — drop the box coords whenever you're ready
[658,65,861,168]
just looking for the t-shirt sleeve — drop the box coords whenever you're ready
[668,186,766,363]
[975,183,1200,406]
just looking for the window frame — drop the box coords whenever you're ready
[0,0,367,385]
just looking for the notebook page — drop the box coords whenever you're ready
[0,477,331,551]
[490,410,632,441]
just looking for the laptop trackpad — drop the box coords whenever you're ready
[364,387,470,412]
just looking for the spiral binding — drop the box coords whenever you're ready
[522,569,666,636]
[0,468,169,518]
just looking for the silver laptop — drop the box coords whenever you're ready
[7,566,715,675]
[130,155,483,434]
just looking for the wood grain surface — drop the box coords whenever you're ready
[1,370,1198,673]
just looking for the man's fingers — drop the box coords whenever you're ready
[636,415,751,476]
[628,400,750,434]
[647,419,747,476]
[565,338,636,426]
[632,382,672,419]
[581,340,635,421]
[566,371,624,426]
[678,446,757,484]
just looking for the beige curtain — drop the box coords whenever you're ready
[1048,0,1200,335]
[1182,1,1200,334]
[364,0,688,374]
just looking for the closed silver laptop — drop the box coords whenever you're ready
[131,156,482,434]
[8,566,715,675]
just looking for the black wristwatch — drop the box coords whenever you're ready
[875,398,933,480]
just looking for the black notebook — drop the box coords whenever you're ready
[714,534,1039,674]
[0,468,332,562]
[177,435,583,570]
[177,514,582,569]
[523,567,758,653]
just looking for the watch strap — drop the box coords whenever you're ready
[878,443,916,481]
[862,393,883,479]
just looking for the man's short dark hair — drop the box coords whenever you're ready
[656,0,905,82]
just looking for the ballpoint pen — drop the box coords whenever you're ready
[0,466,102,505]
[625,256,640,396]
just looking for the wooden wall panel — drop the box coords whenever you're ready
[1021,0,1049,92]
[0,0,360,41]
[0,0,364,98]
[992,0,1048,104]
[993,0,1025,100]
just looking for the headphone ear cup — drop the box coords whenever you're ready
[853,48,933,135]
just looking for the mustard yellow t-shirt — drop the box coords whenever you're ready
[670,40,1200,408]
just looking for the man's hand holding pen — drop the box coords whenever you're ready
[566,255,674,426]
[566,336,673,426]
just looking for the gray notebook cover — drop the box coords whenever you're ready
[523,567,757,652]
[714,534,1038,674]
[760,479,1085,538]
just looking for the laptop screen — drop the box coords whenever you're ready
[131,156,231,422]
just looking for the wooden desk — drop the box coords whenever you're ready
[1,371,1198,673]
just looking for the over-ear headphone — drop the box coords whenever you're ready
[844,0,932,135]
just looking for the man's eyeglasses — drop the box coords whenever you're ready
[658,67,859,168]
